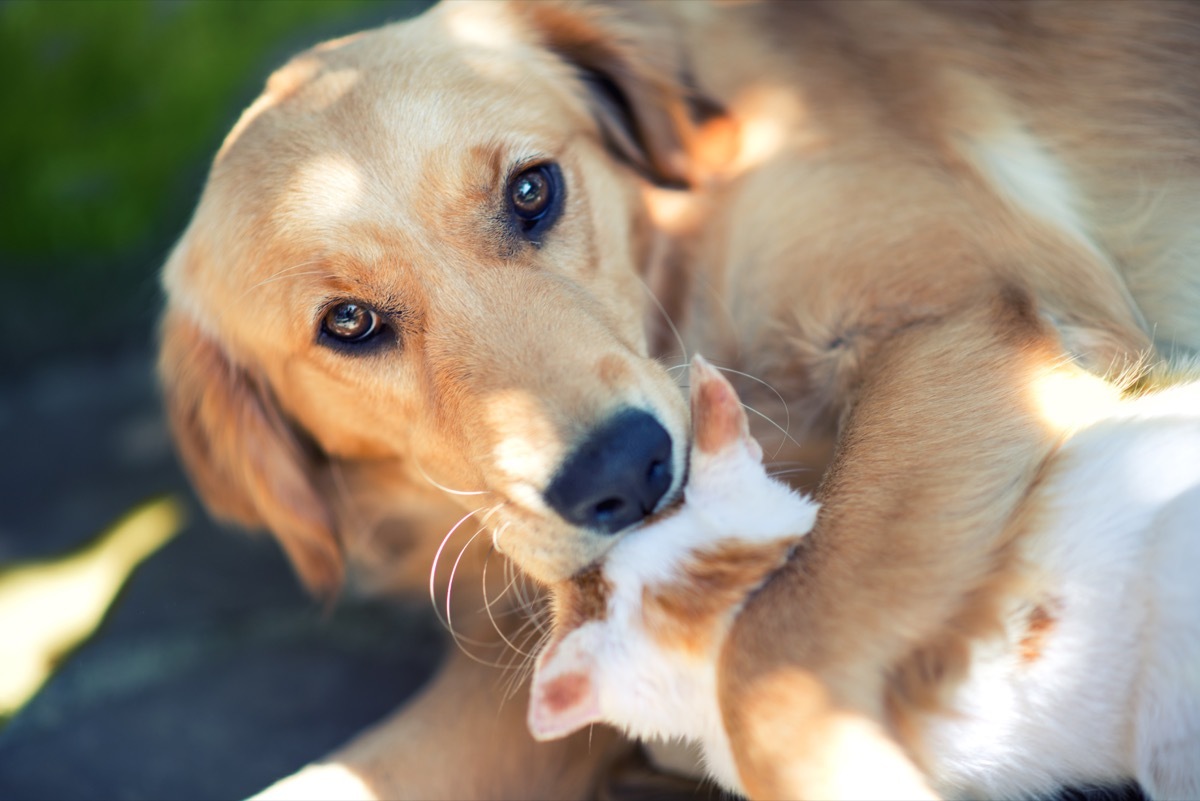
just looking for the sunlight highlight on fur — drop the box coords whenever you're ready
[444,1,520,50]
[1030,368,1122,434]
[727,83,816,171]
[292,152,365,222]
[251,761,377,801]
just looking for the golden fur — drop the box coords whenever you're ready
[158,1,1200,798]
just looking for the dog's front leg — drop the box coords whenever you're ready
[253,643,626,801]
[715,664,936,801]
[718,290,1107,800]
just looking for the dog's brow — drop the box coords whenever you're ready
[311,270,408,308]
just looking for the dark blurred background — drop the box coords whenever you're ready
[1,0,426,374]
[0,3,442,799]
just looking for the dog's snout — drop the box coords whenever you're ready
[544,409,674,534]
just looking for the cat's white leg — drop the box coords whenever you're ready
[1133,489,1200,801]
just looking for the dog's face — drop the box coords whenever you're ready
[159,2,699,592]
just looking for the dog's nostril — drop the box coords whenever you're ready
[544,409,674,535]
[592,498,627,523]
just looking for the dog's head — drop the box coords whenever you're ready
[158,1,707,594]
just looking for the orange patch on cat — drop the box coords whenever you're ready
[559,564,613,631]
[1019,603,1057,663]
[643,539,799,654]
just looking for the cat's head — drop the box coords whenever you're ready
[526,357,819,743]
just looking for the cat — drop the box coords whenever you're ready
[527,356,1200,800]
[527,355,818,792]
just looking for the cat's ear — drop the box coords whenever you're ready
[527,627,603,741]
[690,355,763,461]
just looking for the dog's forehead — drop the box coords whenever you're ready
[217,6,585,179]
[174,6,596,335]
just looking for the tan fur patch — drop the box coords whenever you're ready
[594,354,630,389]
[643,539,798,655]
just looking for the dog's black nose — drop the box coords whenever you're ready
[544,409,674,534]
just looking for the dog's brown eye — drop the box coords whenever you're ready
[321,302,381,344]
[506,162,563,241]
[511,169,550,216]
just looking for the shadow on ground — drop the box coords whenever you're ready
[0,348,445,800]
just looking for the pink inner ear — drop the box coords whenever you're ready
[528,671,601,741]
[690,355,753,456]
[528,636,602,741]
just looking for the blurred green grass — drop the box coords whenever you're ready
[0,0,425,373]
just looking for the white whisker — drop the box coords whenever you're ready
[501,613,552,702]
[445,524,486,639]
[414,456,492,497]
[707,364,796,457]
[741,402,803,457]
[672,359,800,459]
[442,524,525,671]
[767,467,814,480]
[206,259,331,334]
[441,522,544,671]
[479,557,524,617]
[429,507,491,644]
[233,259,330,311]
[637,276,689,363]
[328,460,374,549]
[481,546,539,660]
[245,268,327,294]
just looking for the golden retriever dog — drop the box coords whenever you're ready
[157,1,1200,798]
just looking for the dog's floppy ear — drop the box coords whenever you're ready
[158,309,342,598]
[518,1,696,188]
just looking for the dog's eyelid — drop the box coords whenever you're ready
[313,295,406,320]
[377,300,409,320]
[505,152,555,180]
